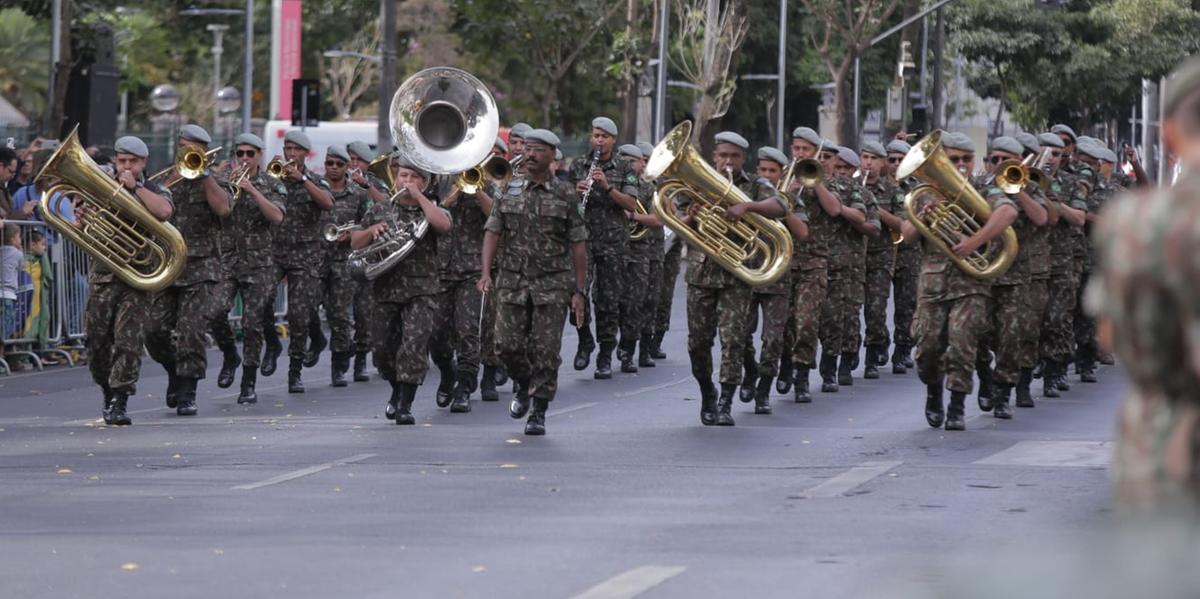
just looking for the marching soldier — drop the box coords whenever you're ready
[220,134,286,403]
[479,129,588,436]
[1014,132,1054,408]
[902,132,1017,431]
[478,137,512,402]
[974,136,1048,419]
[1072,140,1112,383]
[210,150,243,392]
[84,136,174,424]
[271,131,334,393]
[616,144,664,372]
[346,141,383,381]
[507,122,531,162]
[1052,124,1099,388]
[886,139,918,374]
[351,155,452,425]
[683,131,787,426]
[569,117,642,379]
[634,140,666,367]
[651,134,684,362]
[318,145,372,387]
[859,141,899,379]
[144,125,233,416]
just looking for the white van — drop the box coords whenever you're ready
[261,120,384,175]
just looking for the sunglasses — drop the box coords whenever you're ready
[1050,151,1064,158]
[987,155,1005,164]
[948,156,972,164]
[887,157,902,164]
[325,160,346,168]
[235,150,257,158]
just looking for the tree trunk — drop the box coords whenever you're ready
[833,60,854,145]
[45,0,73,138]
[619,0,640,142]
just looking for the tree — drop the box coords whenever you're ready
[0,8,51,121]
[669,0,749,145]
[323,25,380,120]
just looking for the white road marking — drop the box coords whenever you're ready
[797,460,903,498]
[614,378,689,399]
[230,453,377,491]
[570,565,687,599]
[974,441,1112,468]
[547,402,599,417]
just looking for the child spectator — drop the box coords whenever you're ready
[1,224,23,367]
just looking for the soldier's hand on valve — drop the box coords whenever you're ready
[724,203,750,222]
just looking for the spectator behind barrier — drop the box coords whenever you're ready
[22,230,52,353]
[1,224,22,348]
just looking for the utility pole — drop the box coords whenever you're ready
[243,0,254,133]
[930,7,944,130]
[378,0,397,149]
[654,0,669,141]
[207,24,230,135]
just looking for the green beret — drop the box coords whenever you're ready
[234,133,266,151]
[714,131,749,150]
[592,117,618,136]
[524,128,560,148]
[178,124,212,145]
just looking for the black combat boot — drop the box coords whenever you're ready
[776,357,794,394]
[261,327,282,377]
[353,351,370,382]
[449,371,474,414]
[494,366,509,386]
[303,322,327,368]
[1079,359,1098,383]
[573,343,592,371]
[638,342,656,368]
[524,397,548,436]
[1055,363,1071,391]
[480,365,499,402]
[837,352,855,386]
[891,346,908,375]
[1042,361,1060,398]
[901,349,914,369]
[394,382,416,425]
[650,332,667,360]
[594,348,613,380]
[876,346,889,367]
[716,383,737,426]
[740,369,757,403]
[619,344,638,373]
[101,385,114,420]
[699,380,718,426]
[977,362,994,412]
[165,368,180,409]
[216,341,241,389]
[435,361,456,408]
[1098,352,1115,365]
[754,376,773,415]
[330,351,350,388]
[992,384,1013,420]
[945,391,966,431]
[238,369,258,404]
[819,354,839,393]
[287,358,305,394]
[863,346,880,380]
[1015,368,1035,408]
[104,391,132,426]
[924,383,945,428]
[510,379,531,419]
[385,380,400,420]
[793,368,812,403]
[175,378,198,416]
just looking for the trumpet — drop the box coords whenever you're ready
[322,221,362,242]
[148,146,222,187]
[228,162,253,200]
[265,158,293,178]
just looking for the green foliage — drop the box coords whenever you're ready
[0,8,50,119]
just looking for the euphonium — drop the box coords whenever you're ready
[36,126,187,292]
[346,192,428,281]
[628,199,650,241]
[895,130,1018,281]
[643,121,792,287]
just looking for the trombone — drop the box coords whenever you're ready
[148,146,222,188]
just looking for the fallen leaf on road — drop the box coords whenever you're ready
[472,566,487,573]
[500,464,518,469]
[171,453,181,459]
[56,468,72,474]
[120,563,139,571]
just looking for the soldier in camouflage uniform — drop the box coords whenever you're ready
[633,141,666,367]
[1072,141,1115,383]
[973,137,1048,419]
[317,145,372,387]
[1086,58,1200,510]
[144,125,233,416]
[902,132,1017,432]
[859,141,898,379]
[214,134,287,404]
[1052,124,1099,388]
[271,130,334,393]
[886,140,919,373]
[480,129,588,436]
[476,138,512,402]
[615,144,664,372]
[1014,132,1053,408]
[652,218,683,361]
[345,141,386,381]
[209,150,243,392]
[681,130,787,426]
[85,136,175,425]
[350,155,451,426]
[569,117,642,379]
[739,146,806,414]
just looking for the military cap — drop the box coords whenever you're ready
[636,141,654,158]
[791,126,823,147]
[524,128,560,148]
[1078,142,1107,161]
[822,139,839,152]
[347,141,374,161]
[1014,132,1041,155]
[885,139,911,155]
[113,136,149,158]
[1164,56,1200,116]
[1076,135,1102,147]
[554,148,563,161]
[757,146,789,167]
[713,131,750,150]
[493,137,508,154]
[1099,148,1119,164]
[325,144,350,162]
[617,144,642,159]
[1037,132,1065,148]
[942,132,976,153]
[178,124,212,145]
[860,140,887,157]
[836,146,860,168]
[1050,124,1077,143]
[283,130,313,151]
[591,117,618,136]
[392,153,429,181]
[234,133,266,151]
[990,136,1024,157]
[509,122,532,139]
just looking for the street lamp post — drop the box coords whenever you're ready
[151,84,181,162]
[180,6,250,133]
[206,24,230,135]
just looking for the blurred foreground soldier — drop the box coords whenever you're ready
[86,136,174,424]
[479,129,588,436]
[351,156,451,425]
[319,145,371,387]
[1088,56,1200,510]
[145,125,233,416]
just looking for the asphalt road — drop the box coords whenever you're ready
[0,285,1127,599]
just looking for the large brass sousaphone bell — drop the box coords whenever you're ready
[389,67,499,175]
[643,121,792,287]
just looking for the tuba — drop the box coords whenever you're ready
[36,126,187,292]
[628,199,650,241]
[896,130,1018,280]
[643,121,792,287]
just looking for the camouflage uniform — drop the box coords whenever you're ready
[1073,165,1107,374]
[913,183,1014,393]
[86,178,173,395]
[363,200,448,384]
[818,176,876,380]
[788,186,831,372]
[485,175,587,401]
[744,191,805,380]
[1039,171,1089,374]
[620,180,661,360]
[892,178,921,359]
[145,176,228,379]
[638,189,666,352]
[430,181,489,381]
[1086,174,1200,509]
[274,170,331,365]
[654,231,684,348]
[568,155,639,362]
[209,209,239,351]
[1019,186,1052,373]
[319,181,372,353]
[863,177,899,356]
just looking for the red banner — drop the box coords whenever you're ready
[276,0,302,119]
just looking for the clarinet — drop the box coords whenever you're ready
[579,149,601,209]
